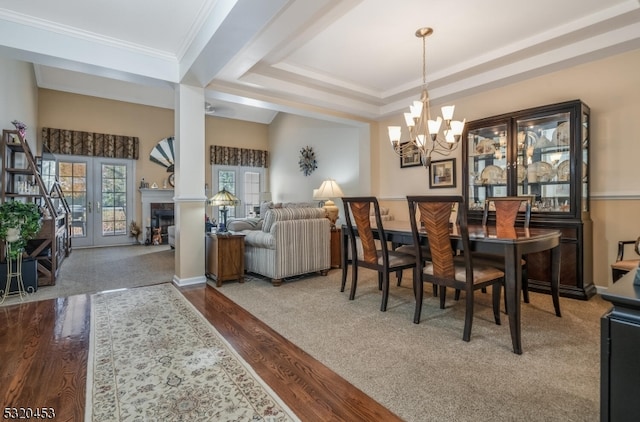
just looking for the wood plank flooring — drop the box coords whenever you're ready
[0,284,401,421]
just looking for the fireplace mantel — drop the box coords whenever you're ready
[140,188,174,228]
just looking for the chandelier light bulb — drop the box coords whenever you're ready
[441,105,455,121]
[428,117,442,135]
[388,126,402,143]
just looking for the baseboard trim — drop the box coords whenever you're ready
[173,274,206,287]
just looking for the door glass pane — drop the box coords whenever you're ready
[101,164,127,236]
[218,170,237,220]
[244,171,260,216]
[59,162,87,238]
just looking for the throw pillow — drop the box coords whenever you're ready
[227,218,263,231]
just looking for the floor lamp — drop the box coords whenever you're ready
[208,188,240,233]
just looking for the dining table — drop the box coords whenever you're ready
[340,220,562,354]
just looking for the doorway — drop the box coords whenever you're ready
[58,156,135,248]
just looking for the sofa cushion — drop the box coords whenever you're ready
[262,207,326,232]
[227,217,263,232]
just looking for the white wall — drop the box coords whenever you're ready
[268,113,369,225]
[0,58,38,150]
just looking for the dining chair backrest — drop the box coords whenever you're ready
[482,196,533,229]
[407,195,471,280]
[342,196,390,266]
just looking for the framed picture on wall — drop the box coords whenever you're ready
[429,158,456,188]
[400,142,421,168]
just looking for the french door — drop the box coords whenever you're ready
[211,165,265,222]
[58,156,135,248]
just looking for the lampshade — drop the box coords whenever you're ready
[315,179,344,229]
[208,188,240,233]
[316,179,344,199]
[208,188,240,207]
[313,188,326,200]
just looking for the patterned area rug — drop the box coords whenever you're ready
[86,283,299,421]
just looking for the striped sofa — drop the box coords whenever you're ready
[235,207,331,286]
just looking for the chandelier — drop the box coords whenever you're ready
[388,27,466,168]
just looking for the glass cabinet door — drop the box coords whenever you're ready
[466,122,509,211]
[581,109,589,213]
[517,111,575,213]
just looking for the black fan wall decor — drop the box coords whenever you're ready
[150,136,175,169]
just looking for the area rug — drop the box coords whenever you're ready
[86,283,299,421]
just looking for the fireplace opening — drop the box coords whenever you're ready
[147,202,174,245]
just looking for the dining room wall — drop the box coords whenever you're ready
[376,48,640,290]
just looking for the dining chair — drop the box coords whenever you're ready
[610,237,640,282]
[407,195,503,342]
[342,196,417,312]
[474,196,533,303]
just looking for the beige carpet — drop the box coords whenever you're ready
[215,269,609,422]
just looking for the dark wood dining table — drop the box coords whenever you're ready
[340,220,562,354]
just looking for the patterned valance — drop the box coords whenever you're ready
[210,145,269,168]
[41,127,139,159]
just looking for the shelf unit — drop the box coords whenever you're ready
[462,100,594,299]
[1,129,71,286]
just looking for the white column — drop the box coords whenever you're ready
[173,84,207,286]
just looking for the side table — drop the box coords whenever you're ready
[205,233,245,286]
[330,227,341,269]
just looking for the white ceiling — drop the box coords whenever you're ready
[1,0,639,124]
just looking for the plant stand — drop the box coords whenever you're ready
[0,243,26,304]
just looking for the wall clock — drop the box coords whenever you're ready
[298,146,317,176]
[168,172,175,187]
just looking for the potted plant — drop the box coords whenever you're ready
[0,201,42,296]
[0,200,43,259]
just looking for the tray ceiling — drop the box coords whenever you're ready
[0,0,639,123]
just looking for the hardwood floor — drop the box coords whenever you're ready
[0,284,401,421]
[0,295,91,422]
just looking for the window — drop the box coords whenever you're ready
[212,165,265,222]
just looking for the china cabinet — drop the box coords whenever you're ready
[462,100,594,299]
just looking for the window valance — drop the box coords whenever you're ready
[210,145,269,168]
[41,127,139,159]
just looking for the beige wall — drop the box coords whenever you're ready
[376,48,640,289]
[38,89,269,227]
[0,58,38,149]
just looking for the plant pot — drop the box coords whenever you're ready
[0,258,38,294]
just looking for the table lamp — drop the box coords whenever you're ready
[208,188,240,233]
[315,179,344,229]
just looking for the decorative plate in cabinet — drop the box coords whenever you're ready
[480,165,504,184]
